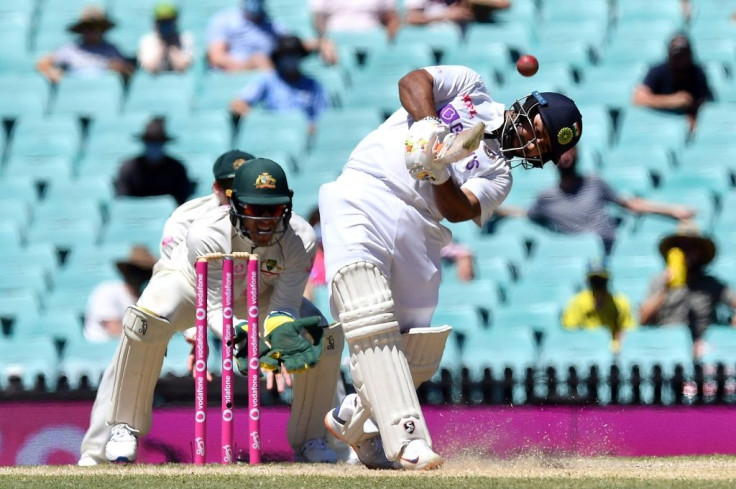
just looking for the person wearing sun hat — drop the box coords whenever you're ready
[639,221,736,356]
[138,2,195,73]
[36,5,134,83]
[84,245,158,342]
[114,117,192,205]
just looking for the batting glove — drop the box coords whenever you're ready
[405,117,451,185]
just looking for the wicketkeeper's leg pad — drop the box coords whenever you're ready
[107,306,175,435]
[332,261,432,460]
[401,326,452,387]
[288,320,345,451]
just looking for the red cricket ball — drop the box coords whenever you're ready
[516,54,539,77]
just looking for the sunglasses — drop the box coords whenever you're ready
[243,204,286,218]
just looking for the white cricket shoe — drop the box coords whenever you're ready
[324,404,398,470]
[398,439,443,470]
[294,438,338,463]
[105,423,138,463]
[77,454,104,467]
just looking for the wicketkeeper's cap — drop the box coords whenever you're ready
[534,91,583,164]
[212,149,256,180]
[230,158,293,205]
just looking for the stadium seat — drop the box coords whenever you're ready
[0,243,60,284]
[618,325,694,404]
[461,326,536,404]
[0,336,59,391]
[0,175,39,206]
[437,279,501,324]
[464,22,534,57]
[160,333,194,378]
[193,71,264,112]
[491,302,560,333]
[44,176,115,207]
[87,112,155,141]
[392,24,463,56]
[614,0,684,24]
[439,44,505,86]
[431,306,485,344]
[13,310,83,343]
[124,72,195,115]
[0,73,49,119]
[538,327,614,401]
[235,109,309,156]
[0,199,31,236]
[60,337,119,389]
[50,72,124,117]
[32,198,104,234]
[25,220,100,256]
[700,325,736,373]
[309,107,383,154]
[0,222,22,251]
[616,108,690,154]
[106,195,177,226]
[0,264,49,301]
[599,165,655,197]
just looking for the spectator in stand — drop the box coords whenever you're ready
[114,117,192,205]
[36,6,135,84]
[137,2,194,73]
[403,0,510,29]
[639,222,736,358]
[207,0,336,72]
[561,259,636,352]
[632,33,713,132]
[440,241,475,282]
[229,35,329,135]
[303,207,326,302]
[310,0,401,42]
[494,147,695,254]
[84,246,157,342]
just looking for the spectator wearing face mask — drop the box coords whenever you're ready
[114,117,192,205]
[137,2,195,73]
[84,246,157,342]
[229,34,329,135]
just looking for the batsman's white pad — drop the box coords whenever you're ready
[107,306,175,435]
[401,326,452,387]
[332,261,432,460]
[288,321,345,451]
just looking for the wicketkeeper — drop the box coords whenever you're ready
[79,157,344,465]
[319,65,583,469]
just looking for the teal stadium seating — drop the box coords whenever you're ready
[461,326,536,404]
[50,72,124,117]
[124,72,195,115]
[60,337,119,389]
[0,336,59,391]
[701,326,736,373]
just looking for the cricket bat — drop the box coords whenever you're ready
[433,122,486,166]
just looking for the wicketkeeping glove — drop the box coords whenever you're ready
[233,321,278,374]
[405,117,452,185]
[262,313,324,373]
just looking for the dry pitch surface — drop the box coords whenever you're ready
[2,456,736,489]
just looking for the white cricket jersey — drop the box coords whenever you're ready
[159,208,316,337]
[343,65,512,225]
[159,194,222,260]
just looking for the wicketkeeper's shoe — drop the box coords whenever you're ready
[397,439,443,470]
[324,403,398,470]
[294,438,338,463]
[105,423,138,463]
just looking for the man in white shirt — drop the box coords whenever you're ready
[84,246,157,342]
[320,65,583,470]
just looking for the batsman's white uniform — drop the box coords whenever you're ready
[319,66,512,460]
[80,209,344,463]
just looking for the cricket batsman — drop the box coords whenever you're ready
[319,65,583,469]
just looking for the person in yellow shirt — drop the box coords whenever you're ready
[562,260,636,351]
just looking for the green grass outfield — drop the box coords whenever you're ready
[2,456,736,489]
